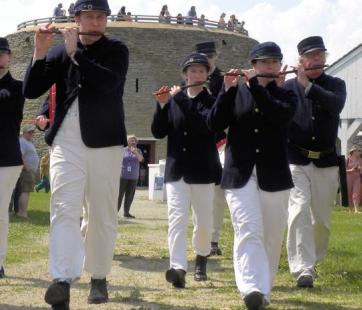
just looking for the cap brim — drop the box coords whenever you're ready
[301,47,327,55]
[198,50,216,54]
[251,55,282,60]
[77,9,110,15]
[182,63,210,72]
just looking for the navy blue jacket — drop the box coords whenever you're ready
[23,36,129,147]
[208,67,223,97]
[207,77,297,191]
[0,72,24,167]
[151,89,222,184]
[284,73,346,167]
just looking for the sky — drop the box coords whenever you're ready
[1,0,361,66]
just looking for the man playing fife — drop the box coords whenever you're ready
[207,42,297,309]
[23,0,129,308]
[285,36,346,288]
[0,37,25,280]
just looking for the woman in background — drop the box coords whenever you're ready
[346,145,362,213]
[118,135,144,218]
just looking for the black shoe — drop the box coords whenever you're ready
[194,255,207,281]
[165,268,186,288]
[244,291,266,310]
[51,303,70,310]
[44,281,70,310]
[297,274,314,288]
[210,242,222,256]
[0,266,4,278]
[124,213,135,218]
[88,278,108,304]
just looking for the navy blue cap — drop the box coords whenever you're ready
[0,37,10,53]
[195,41,217,54]
[249,41,283,61]
[74,0,111,15]
[297,36,326,55]
[181,52,210,72]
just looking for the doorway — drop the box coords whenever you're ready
[137,139,156,187]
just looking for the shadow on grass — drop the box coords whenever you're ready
[113,254,232,274]
[114,254,170,272]
[109,286,212,310]
[327,247,355,257]
[0,305,48,310]
[9,210,50,227]
[3,276,49,289]
[110,298,211,310]
[118,217,168,224]
[74,281,161,293]
[273,298,357,310]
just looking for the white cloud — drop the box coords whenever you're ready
[237,0,362,67]
[0,0,54,37]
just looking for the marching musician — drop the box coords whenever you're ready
[151,52,221,288]
[285,36,346,288]
[23,0,129,308]
[0,37,24,280]
[195,41,227,256]
[195,41,223,97]
[207,42,297,309]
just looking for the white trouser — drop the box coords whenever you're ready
[49,100,123,281]
[287,163,339,279]
[166,179,214,271]
[225,170,289,300]
[0,165,22,267]
[211,184,227,242]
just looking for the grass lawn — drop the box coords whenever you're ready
[3,191,362,309]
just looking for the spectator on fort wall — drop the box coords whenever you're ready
[235,21,249,36]
[68,3,75,16]
[198,14,206,27]
[185,6,197,25]
[218,13,226,29]
[227,14,237,31]
[117,6,126,20]
[159,5,171,23]
[235,21,248,36]
[176,13,183,24]
[53,3,65,17]
[125,12,132,21]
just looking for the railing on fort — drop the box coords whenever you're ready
[17,15,248,36]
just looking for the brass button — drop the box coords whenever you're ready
[256,149,260,153]
[255,108,259,113]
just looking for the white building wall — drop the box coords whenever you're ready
[326,45,362,119]
[326,45,362,154]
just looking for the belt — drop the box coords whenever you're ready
[289,143,335,159]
